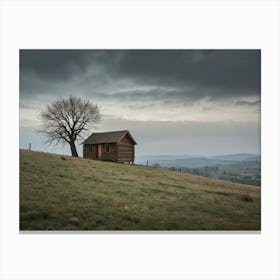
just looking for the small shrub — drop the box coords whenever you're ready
[61,156,66,160]
[242,194,253,202]
[69,217,79,225]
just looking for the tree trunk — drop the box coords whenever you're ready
[69,140,79,157]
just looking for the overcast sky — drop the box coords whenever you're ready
[20,50,261,158]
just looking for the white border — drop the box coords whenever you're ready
[1,1,280,280]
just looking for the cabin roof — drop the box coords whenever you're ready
[82,130,137,145]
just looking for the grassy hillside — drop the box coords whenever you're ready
[20,150,261,230]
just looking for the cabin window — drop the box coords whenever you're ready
[90,145,93,152]
[106,143,110,153]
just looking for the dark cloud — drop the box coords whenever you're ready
[235,100,261,106]
[20,49,261,104]
[115,50,260,95]
[92,87,184,101]
[20,50,91,81]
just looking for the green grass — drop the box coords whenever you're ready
[20,149,261,230]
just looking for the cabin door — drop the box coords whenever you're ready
[97,144,102,158]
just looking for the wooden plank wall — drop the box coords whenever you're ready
[83,144,97,159]
[83,144,117,161]
[117,135,134,163]
[100,143,117,161]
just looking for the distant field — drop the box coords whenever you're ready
[137,154,261,186]
[20,150,261,230]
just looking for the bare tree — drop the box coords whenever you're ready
[39,97,101,157]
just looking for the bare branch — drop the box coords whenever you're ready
[38,96,101,157]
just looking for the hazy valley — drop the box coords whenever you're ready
[136,153,261,186]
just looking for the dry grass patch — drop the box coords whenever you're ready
[20,149,261,230]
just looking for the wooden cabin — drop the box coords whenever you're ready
[82,130,137,163]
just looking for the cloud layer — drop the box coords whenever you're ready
[19,50,261,155]
[20,50,260,99]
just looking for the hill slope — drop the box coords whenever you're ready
[20,150,261,230]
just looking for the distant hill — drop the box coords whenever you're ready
[136,153,260,166]
[136,153,261,186]
[209,153,260,162]
[20,150,261,230]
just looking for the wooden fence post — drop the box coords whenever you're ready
[29,142,31,151]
